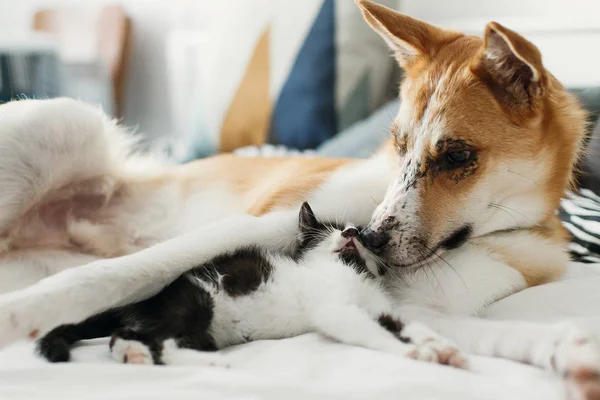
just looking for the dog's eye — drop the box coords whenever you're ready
[439,149,475,171]
[446,150,471,164]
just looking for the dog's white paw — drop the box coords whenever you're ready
[551,323,600,400]
[402,322,468,369]
[110,337,155,365]
[0,291,47,348]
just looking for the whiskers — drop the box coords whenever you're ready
[299,226,333,243]
[507,169,535,184]
[419,243,467,293]
[372,255,405,283]
[377,241,467,301]
[413,245,448,300]
[488,203,533,229]
[370,196,381,207]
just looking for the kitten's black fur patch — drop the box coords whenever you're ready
[378,314,403,334]
[294,203,346,259]
[38,269,218,363]
[295,203,371,275]
[378,314,410,344]
[126,273,217,350]
[191,247,272,297]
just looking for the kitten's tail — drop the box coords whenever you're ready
[37,310,122,362]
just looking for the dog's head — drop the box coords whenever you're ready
[357,1,586,268]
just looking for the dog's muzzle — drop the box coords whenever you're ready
[359,227,390,253]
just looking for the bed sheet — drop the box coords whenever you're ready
[1,262,599,400]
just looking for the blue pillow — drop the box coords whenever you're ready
[317,99,399,158]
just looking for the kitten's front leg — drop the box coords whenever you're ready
[390,242,600,398]
[310,304,466,367]
[310,304,417,358]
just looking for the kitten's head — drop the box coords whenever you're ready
[295,202,380,277]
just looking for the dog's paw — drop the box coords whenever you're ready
[0,291,44,348]
[551,323,600,400]
[401,322,468,368]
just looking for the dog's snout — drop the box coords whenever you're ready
[360,228,390,252]
[382,216,396,228]
[341,227,359,238]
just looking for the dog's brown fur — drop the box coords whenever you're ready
[357,0,586,283]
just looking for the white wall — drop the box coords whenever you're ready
[2,0,599,138]
[401,0,598,22]
[0,0,174,140]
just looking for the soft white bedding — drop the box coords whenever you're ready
[1,262,599,400]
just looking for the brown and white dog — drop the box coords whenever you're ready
[0,0,597,398]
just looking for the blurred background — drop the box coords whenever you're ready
[0,0,599,161]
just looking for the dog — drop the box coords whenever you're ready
[0,0,597,398]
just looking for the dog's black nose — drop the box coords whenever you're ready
[341,227,359,238]
[360,228,390,251]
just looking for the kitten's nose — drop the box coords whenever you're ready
[360,228,390,252]
[341,227,359,238]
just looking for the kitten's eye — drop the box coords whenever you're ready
[446,150,471,165]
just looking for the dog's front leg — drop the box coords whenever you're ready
[398,305,600,399]
[0,210,299,348]
[389,242,600,398]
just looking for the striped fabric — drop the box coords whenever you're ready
[560,189,600,263]
[172,0,397,161]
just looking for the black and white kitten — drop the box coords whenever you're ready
[37,203,465,367]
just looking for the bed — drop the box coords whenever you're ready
[0,262,597,400]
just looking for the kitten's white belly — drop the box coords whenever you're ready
[207,256,388,349]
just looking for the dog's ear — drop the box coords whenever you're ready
[473,22,546,111]
[299,202,318,234]
[356,0,461,68]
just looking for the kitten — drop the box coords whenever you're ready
[37,203,464,366]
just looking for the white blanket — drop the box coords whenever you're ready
[1,262,599,400]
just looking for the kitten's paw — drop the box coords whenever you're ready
[551,323,600,400]
[110,337,155,365]
[402,322,468,369]
[405,338,468,368]
[110,330,163,365]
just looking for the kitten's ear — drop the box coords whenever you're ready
[299,202,318,233]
